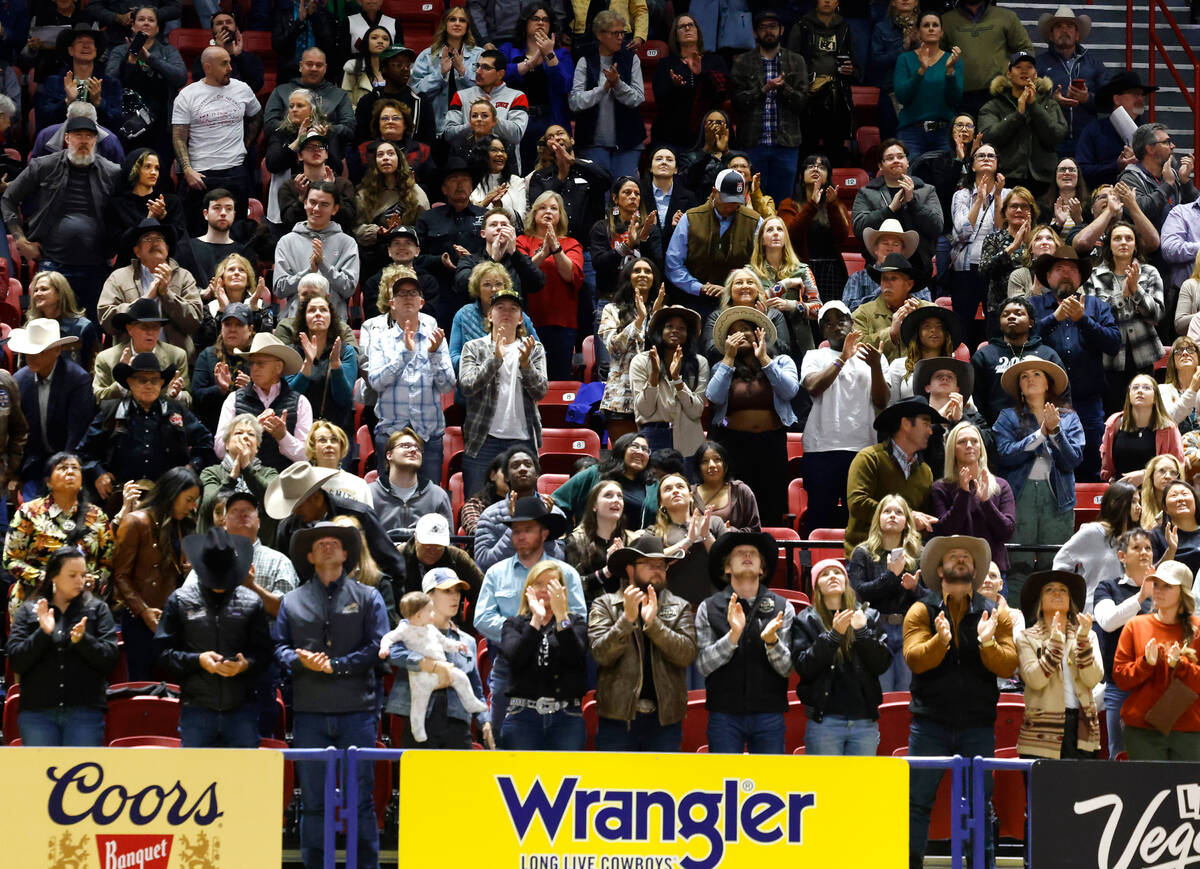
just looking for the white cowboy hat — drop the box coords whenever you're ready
[233,332,303,376]
[6,318,80,356]
[1038,6,1091,42]
[263,462,340,520]
[861,218,919,259]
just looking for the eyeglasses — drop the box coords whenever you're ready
[976,153,996,160]
[1057,166,1078,173]
[476,63,498,71]
[393,288,422,298]
[1007,203,1031,211]
[953,121,974,130]
[625,442,651,454]
[378,113,404,122]
[676,21,697,29]
[393,443,422,453]
[1156,137,1175,146]
[528,14,550,22]
[1177,347,1198,357]
[602,29,627,36]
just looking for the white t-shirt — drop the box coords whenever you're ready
[171,79,262,172]
[800,346,888,454]
[490,342,530,441]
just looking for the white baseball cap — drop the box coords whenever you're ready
[414,513,451,547]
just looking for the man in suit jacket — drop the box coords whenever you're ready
[643,146,700,266]
[11,319,95,498]
[92,297,190,406]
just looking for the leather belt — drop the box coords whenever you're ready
[509,697,580,715]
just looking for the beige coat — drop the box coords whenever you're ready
[629,350,710,455]
[92,341,190,407]
[97,259,204,361]
[1015,620,1103,758]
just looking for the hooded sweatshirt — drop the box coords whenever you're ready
[271,220,361,319]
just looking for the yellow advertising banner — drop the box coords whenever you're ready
[0,748,282,869]
[398,751,908,868]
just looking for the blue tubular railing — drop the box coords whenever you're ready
[344,746,407,869]
[970,756,1035,869]
[279,747,344,869]
[906,754,971,869]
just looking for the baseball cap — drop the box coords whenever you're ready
[1008,50,1037,68]
[414,513,451,547]
[382,225,419,244]
[64,116,98,134]
[224,490,259,511]
[381,44,416,60]
[421,567,469,594]
[714,168,746,204]
[817,300,852,323]
[220,302,251,324]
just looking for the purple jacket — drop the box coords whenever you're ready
[929,477,1017,572]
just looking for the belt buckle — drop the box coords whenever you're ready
[923,120,937,132]
[636,699,656,714]
[535,698,557,715]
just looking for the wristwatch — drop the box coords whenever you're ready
[558,618,571,630]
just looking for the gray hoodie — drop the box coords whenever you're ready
[272,220,361,319]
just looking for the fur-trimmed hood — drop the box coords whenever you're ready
[988,73,1054,97]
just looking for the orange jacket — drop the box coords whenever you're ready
[1112,613,1200,731]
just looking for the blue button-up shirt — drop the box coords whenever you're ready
[472,552,586,643]
[366,311,456,439]
[666,209,746,296]
[653,182,673,227]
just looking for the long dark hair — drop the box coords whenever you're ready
[43,452,91,548]
[1101,220,1146,269]
[579,479,627,540]
[295,293,344,363]
[605,175,646,238]
[597,432,648,485]
[469,452,509,504]
[612,256,659,330]
[511,1,561,48]
[351,24,391,80]
[690,439,731,484]
[647,309,700,390]
[34,546,89,600]
[796,153,833,226]
[137,466,200,561]
[1097,480,1139,541]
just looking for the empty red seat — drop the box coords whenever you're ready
[104,695,182,745]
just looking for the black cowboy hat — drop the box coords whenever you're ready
[288,521,362,582]
[873,395,948,435]
[1097,70,1157,112]
[607,532,684,579]
[182,527,254,591]
[1033,244,1092,287]
[912,356,974,399]
[113,351,176,390]
[120,218,177,258]
[868,252,926,291]
[499,495,569,541]
[56,23,100,58]
[111,297,169,333]
[899,305,963,349]
[437,154,482,188]
[708,531,778,587]
[1020,569,1086,625]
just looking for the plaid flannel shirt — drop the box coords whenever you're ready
[1083,263,1165,373]
[729,48,809,150]
[366,313,456,440]
[457,335,548,457]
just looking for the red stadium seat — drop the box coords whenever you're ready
[108,735,182,748]
[786,431,804,460]
[539,380,582,428]
[994,701,1024,751]
[786,478,807,532]
[832,168,869,215]
[637,40,669,76]
[807,528,845,565]
[935,296,953,310]
[581,334,596,382]
[856,125,881,167]
[876,700,912,757]
[168,28,212,67]
[881,691,911,704]
[842,252,866,276]
[953,342,969,362]
[784,697,807,753]
[536,473,569,497]
[850,85,880,127]
[242,31,274,73]
[763,526,801,588]
[442,426,464,487]
[538,428,602,474]
[356,424,374,476]
[449,472,464,527]
[776,588,810,610]
[680,690,708,752]
[104,695,182,745]
[476,638,491,697]
[1074,482,1108,530]
[248,197,265,222]
[258,737,295,823]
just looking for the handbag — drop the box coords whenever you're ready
[1144,677,1200,735]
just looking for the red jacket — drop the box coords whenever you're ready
[516,234,584,331]
[1100,412,1184,483]
[1112,613,1200,731]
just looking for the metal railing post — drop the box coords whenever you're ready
[322,747,341,869]
[345,746,360,869]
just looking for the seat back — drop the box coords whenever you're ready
[763,526,801,588]
[992,746,1027,840]
[103,695,182,745]
[680,691,708,752]
[994,701,1025,751]
[787,478,808,533]
[539,381,583,428]
[876,700,912,757]
[536,473,569,497]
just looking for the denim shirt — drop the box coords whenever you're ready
[384,623,485,725]
[993,406,1085,512]
[705,356,800,428]
[473,553,586,643]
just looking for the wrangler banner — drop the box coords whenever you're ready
[398,751,908,868]
[0,748,282,869]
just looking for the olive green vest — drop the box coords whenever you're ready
[683,204,761,287]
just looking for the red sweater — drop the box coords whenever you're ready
[1112,613,1200,731]
[517,234,584,330]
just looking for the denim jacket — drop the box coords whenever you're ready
[993,406,1085,511]
[385,623,485,726]
[705,356,799,427]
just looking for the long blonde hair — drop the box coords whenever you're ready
[1140,453,1183,530]
[1190,247,1200,283]
[27,271,84,321]
[332,515,380,586]
[860,494,921,571]
[812,563,859,659]
[748,217,801,281]
[942,422,1000,498]
[719,267,766,309]
[517,560,563,616]
[1120,374,1175,432]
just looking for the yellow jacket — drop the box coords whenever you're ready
[568,0,649,41]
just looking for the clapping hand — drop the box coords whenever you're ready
[1077,612,1093,642]
[727,593,746,643]
[547,579,569,622]
[329,336,343,370]
[525,587,548,625]
[1124,261,1141,298]
[1167,641,1183,669]
[299,331,320,366]
[70,616,88,644]
[296,649,333,673]
[977,609,997,644]
[622,584,646,623]
[214,360,232,392]
[1041,401,1061,434]
[935,609,952,645]
[751,327,771,365]
[35,598,55,635]
[146,195,167,220]
[640,585,659,625]
[901,568,920,591]
[517,335,535,368]
[428,327,445,352]
[831,607,854,636]
[760,611,783,644]
[1145,638,1160,666]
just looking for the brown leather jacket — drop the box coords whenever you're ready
[111,510,186,617]
[588,586,697,725]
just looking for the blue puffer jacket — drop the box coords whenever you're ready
[993,406,1085,512]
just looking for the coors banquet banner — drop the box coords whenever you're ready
[1031,759,1200,868]
[0,748,282,868]
[398,751,909,868]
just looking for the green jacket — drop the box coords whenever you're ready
[845,442,932,555]
[940,2,1033,94]
[551,464,659,530]
[978,74,1068,186]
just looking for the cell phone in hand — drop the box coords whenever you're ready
[128,31,148,56]
[1071,78,1085,90]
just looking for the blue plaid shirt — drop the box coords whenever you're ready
[366,312,456,440]
[760,53,780,146]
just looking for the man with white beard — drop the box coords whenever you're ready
[1,115,120,315]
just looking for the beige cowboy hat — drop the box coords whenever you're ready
[6,318,80,355]
[711,305,776,354]
[1038,6,1091,42]
[862,218,919,259]
[919,535,991,595]
[264,461,340,520]
[233,332,303,376]
[999,357,1070,399]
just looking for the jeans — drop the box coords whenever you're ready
[878,620,913,693]
[462,435,533,499]
[1074,393,1105,483]
[803,715,879,756]
[897,124,951,166]
[398,691,474,749]
[745,145,800,206]
[578,146,642,181]
[596,714,683,751]
[500,705,586,750]
[538,325,577,381]
[487,649,511,735]
[949,266,985,349]
[19,706,105,746]
[712,426,788,526]
[1104,683,1130,758]
[909,717,995,869]
[706,710,786,754]
[179,703,260,748]
[801,450,855,533]
[292,710,379,869]
[374,428,443,486]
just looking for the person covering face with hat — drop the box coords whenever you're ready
[844,395,946,555]
[587,532,698,751]
[154,528,273,747]
[92,296,190,406]
[275,519,389,868]
[693,529,794,754]
[77,351,215,505]
[97,218,204,360]
[472,494,585,735]
[704,304,798,527]
[851,252,932,360]
[902,534,1017,868]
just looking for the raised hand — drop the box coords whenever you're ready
[70,616,88,644]
[977,609,997,643]
[299,332,319,366]
[640,585,659,625]
[517,335,535,368]
[214,360,232,392]
[934,609,952,645]
[329,336,343,369]
[622,584,646,623]
[669,345,683,380]
[36,598,55,635]
[1124,261,1141,298]
[850,609,867,631]
[547,579,569,621]
[525,587,548,623]
[760,611,783,644]
[652,283,666,314]
[1145,637,1159,666]
[831,607,854,635]
[1077,612,1093,642]
[752,327,771,365]
[727,593,746,642]
[428,327,445,352]
[840,329,861,362]
[901,569,920,591]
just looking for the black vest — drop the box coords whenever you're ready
[910,592,1000,728]
[173,583,263,711]
[573,47,646,152]
[233,381,301,471]
[702,585,789,714]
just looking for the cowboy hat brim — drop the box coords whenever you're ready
[233,343,304,377]
[873,397,949,434]
[999,357,1070,399]
[499,507,569,541]
[711,306,777,354]
[288,523,362,582]
[899,305,963,350]
[912,356,974,400]
[919,535,992,595]
[707,531,779,587]
[1037,11,1091,42]
[1020,569,1086,625]
[120,220,177,257]
[263,465,341,520]
[1034,251,1092,287]
[867,262,927,292]
[113,360,176,390]
[648,305,701,340]
[5,332,80,356]
[862,224,920,259]
[111,305,170,333]
[607,542,685,579]
[182,530,254,590]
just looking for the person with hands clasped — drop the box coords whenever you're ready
[1015,569,1103,758]
[589,533,698,751]
[629,303,709,459]
[154,528,273,747]
[453,207,545,303]
[6,546,119,746]
[851,140,944,276]
[1112,559,1200,760]
[517,191,584,380]
[930,419,1015,575]
[903,535,1017,869]
[978,51,1068,196]
[793,559,892,755]
[695,531,794,753]
[277,521,388,869]
[92,296,190,407]
[891,13,964,164]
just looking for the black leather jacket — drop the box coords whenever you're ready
[790,605,891,722]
